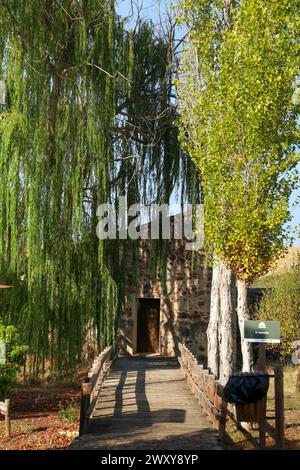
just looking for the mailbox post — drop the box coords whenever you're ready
[244,320,283,449]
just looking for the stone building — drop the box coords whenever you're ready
[118,216,212,362]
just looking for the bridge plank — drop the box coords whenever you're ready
[71,356,222,450]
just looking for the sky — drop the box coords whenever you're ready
[117,0,171,26]
[116,0,300,246]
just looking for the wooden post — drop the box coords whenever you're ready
[79,380,91,436]
[219,397,228,439]
[257,344,266,372]
[258,417,266,449]
[5,399,11,438]
[257,344,266,449]
[297,365,300,393]
[274,363,284,450]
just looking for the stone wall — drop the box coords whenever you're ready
[118,223,212,362]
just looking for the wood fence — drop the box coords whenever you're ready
[79,346,116,435]
[178,341,284,449]
[0,399,11,437]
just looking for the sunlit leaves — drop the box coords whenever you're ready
[177,0,300,283]
[258,257,300,358]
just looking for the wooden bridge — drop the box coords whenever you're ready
[71,348,223,450]
[70,342,284,450]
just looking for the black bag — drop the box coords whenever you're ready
[224,374,269,405]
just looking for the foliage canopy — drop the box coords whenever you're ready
[0,1,195,376]
[177,0,300,283]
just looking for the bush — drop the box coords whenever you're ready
[257,256,300,359]
[0,321,28,400]
[58,404,78,423]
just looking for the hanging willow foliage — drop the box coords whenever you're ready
[0,1,198,377]
[110,20,200,290]
[0,0,121,377]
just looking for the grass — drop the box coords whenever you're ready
[0,421,38,435]
[58,403,78,423]
[252,274,281,288]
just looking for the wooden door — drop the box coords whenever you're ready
[137,298,160,353]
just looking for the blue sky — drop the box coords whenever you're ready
[116,0,300,246]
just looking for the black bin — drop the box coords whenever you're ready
[224,373,269,422]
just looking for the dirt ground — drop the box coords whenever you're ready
[0,386,80,450]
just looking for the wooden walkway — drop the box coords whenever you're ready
[71,356,222,450]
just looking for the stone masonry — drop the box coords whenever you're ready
[118,217,212,362]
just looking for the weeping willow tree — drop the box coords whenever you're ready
[0,0,121,376]
[0,1,197,377]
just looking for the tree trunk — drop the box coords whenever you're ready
[219,265,235,385]
[236,278,253,372]
[207,263,221,377]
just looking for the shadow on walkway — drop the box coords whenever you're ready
[71,355,222,450]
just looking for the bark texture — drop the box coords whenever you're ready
[207,263,221,377]
[219,265,235,385]
[207,262,236,383]
[236,278,253,372]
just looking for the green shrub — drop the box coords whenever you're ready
[0,321,28,400]
[257,256,300,359]
[58,404,78,423]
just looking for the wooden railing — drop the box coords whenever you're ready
[178,341,284,449]
[178,342,226,433]
[0,399,11,437]
[79,346,116,435]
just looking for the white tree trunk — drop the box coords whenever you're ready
[207,263,221,377]
[237,278,253,372]
[219,265,235,385]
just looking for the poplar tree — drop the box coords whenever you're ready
[177,0,300,376]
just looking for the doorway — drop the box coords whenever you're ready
[137,298,160,354]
